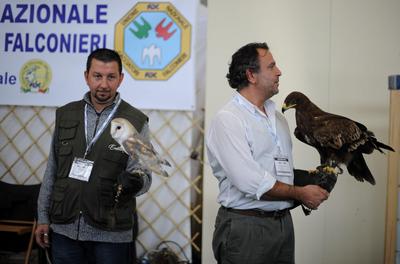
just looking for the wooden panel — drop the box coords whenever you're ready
[0,224,32,235]
[0,220,35,235]
[385,90,400,264]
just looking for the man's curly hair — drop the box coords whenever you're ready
[226,42,269,90]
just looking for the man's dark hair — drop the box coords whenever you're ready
[86,48,123,74]
[226,42,269,90]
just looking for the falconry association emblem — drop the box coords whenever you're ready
[115,2,191,80]
[19,59,52,93]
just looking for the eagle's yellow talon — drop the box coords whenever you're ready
[322,166,336,174]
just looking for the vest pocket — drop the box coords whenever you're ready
[56,145,73,178]
[50,183,66,218]
[58,120,79,141]
[97,151,128,180]
[99,178,114,208]
[95,151,131,229]
[97,173,117,227]
[56,120,78,178]
[102,151,128,166]
[97,175,133,229]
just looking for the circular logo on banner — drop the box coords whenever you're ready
[20,59,52,93]
[115,2,191,80]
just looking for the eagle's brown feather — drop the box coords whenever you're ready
[282,91,394,185]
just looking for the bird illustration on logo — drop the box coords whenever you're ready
[129,17,152,39]
[155,18,177,40]
[128,16,178,68]
[142,44,161,66]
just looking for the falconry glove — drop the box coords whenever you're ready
[114,170,145,205]
[292,166,338,215]
[294,166,337,192]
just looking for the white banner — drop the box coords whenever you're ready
[0,0,199,110]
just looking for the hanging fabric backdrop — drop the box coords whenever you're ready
[0,0,200,110]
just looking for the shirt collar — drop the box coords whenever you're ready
[83,92,121,111]
[233,92,276,117]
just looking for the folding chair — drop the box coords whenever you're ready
[0,181,41,264]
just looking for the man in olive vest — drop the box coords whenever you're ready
[35,48,151,264]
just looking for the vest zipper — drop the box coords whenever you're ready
[76,211,82,240]
[93,112,101,137]
[110,185,122,229]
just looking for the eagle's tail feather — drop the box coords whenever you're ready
[375,141,395,153]
[347,153,376,185]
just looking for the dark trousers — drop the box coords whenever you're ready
[212,206,295,264]
[51,232,134,264]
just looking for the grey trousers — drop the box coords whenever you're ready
[212,207,295,264]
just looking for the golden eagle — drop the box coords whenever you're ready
[282,91,394,185]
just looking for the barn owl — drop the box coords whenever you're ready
[110,117,171,177]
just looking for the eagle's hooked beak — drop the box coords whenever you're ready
[281,103,296,113]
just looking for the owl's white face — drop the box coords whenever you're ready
[110,118,130,144]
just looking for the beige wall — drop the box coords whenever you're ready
[202,0,400,263]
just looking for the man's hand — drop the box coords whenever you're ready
[35,224,50,248]
[295,185,329,210]
[292,166,338,214]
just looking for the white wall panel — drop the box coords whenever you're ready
[203,0,400,263]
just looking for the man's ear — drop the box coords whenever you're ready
[84,71,88,83]
[118,72,124,86]
[246,69,256,84]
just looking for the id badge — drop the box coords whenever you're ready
[68,157,93,182]
[274,155,292,177]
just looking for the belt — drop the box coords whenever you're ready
[223,206,289,219]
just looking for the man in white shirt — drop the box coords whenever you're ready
[206,42,329,264]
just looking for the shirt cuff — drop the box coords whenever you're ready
[255,171,277,200]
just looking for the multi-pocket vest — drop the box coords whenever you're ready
[49,99,148,231]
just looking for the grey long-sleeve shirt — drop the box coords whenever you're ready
[37,93,152,242]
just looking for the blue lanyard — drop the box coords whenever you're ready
[263,114,283,155]
[84,98,121,157]
[234,93,284,154]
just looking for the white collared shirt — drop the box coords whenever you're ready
[206,92,294,211]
